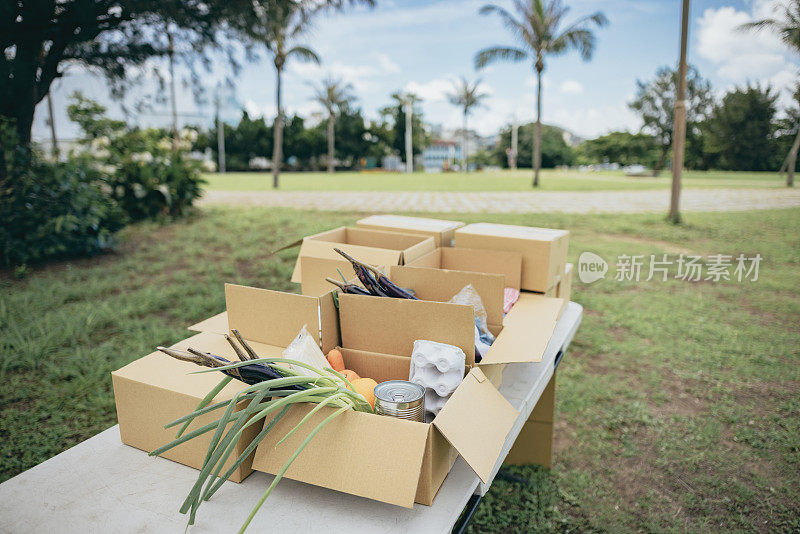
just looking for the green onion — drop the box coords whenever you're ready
[153,331,374,531]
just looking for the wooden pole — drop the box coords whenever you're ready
[46,92,58,160]
[669,0,690,223]
[405,98,413,173]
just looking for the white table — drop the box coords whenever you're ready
[0,302,582,534]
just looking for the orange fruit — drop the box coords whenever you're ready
[350,378,377,409]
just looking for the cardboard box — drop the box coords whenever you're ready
[290,227,435,285]
[250,282,564,507]
[455,223,569,292]
[112,284,340,482]
[356,214,465,247]
[557,263,573,302]
[506,374,555,468]
[405,246,523,289]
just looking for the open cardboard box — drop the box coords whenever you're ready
[355,214,465,247]
[455,223,569,292]
[405,246,523,290]
[252,269,564,507]
[112,284,340,482]
[290,226,435,286]
[251,291,517,508]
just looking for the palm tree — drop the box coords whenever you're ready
[252,2,320,188]
[312,77,356,173]
[447,77,489,172]
[475,0,607,187]
[739,1,800,187]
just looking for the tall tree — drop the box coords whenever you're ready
[312,77,356,173]
[248,2,320,188]
[475,0,607,187]
[0,0,245,166]
[703,84,778,172]
[447,77,489,172]
[739,0,800,186]
[629,66,713,176]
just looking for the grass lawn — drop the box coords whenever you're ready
[202,168,786,192]
[2,207,799,531]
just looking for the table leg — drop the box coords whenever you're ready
[504,372,555,468]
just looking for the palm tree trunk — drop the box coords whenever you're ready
[272,67,283,189]
[327,113,335,174]
[785,128,799,187]
[533,68,542,188]
[463,110,468,173]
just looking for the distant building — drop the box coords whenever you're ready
[422,140,462,172]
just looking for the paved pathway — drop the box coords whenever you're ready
[199,188,800,213]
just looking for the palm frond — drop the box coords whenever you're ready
[474,46,527,69]
[287,45,321,64]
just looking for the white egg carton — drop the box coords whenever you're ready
[409,340,466,419]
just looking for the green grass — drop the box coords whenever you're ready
[1,207,798,531]
[202,169,786,192]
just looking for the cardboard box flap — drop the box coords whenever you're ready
[432,367,517,483]
[251,406,429,508]
[299,256,361,297]
[339,294,476,364]
[291,241,403,283]
[401,237,437,264]
[225,283,337,351]
[388,266,505,327]
[444,248,523,290]
[480,294,564,365]
[187,311,229,335]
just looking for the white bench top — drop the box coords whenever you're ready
[0,302,582,534]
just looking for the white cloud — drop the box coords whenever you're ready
[696,2,797,105]
[404,77,455,102]
[559,80,584,95]
[287,52,402,94]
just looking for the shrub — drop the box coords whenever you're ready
[68,93,205,221]
[0,146,126,266]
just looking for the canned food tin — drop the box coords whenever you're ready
[373,381,425,422]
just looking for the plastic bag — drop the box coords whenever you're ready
[281,325,329,377]
[449,284,495,345]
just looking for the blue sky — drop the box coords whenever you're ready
[35,0,798,141]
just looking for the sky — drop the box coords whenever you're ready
[34,0,799,142]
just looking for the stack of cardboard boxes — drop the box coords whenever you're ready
[112,214,574,508]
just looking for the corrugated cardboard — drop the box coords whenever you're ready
[431,368,517,482]
[338,293,476,364]
[479,293,564,366]
[112,332,277,483]
[558,263,573,302]
[455,223,569,292]
[356,214,465,247]
[224,283,339,353]
[506,374,555,467]
[389,265,505,329]
[188,311,228,335]
[299,256,386,297]
[356,267,563,366]
[251,357,517,507]
[406,246,523,290]
[290,227,435,284]
[113,285,342,482]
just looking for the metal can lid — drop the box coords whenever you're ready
[374,380,425,403]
